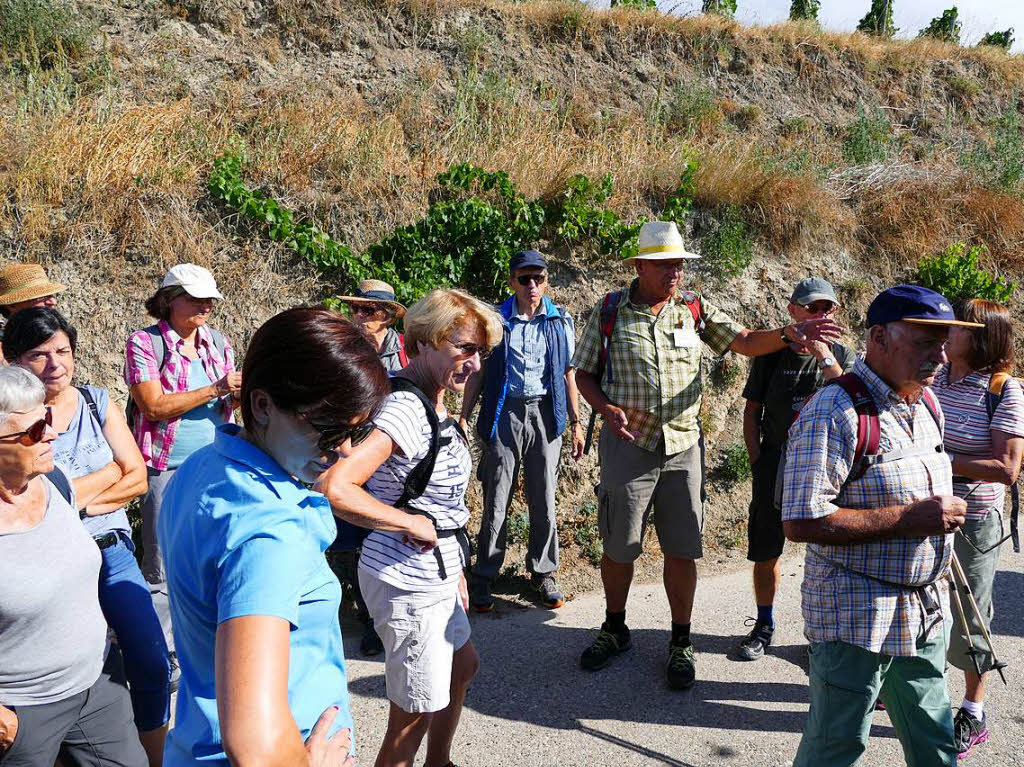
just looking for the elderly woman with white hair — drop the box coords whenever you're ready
[323,288,502,767]
[0,365,146,767]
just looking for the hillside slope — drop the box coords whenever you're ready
[3,0,1023,590]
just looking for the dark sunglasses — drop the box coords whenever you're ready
[300,414,376,453]
[451,341,492,360]
[516,274,546,286]
[352,304,385,316]
[0,408,52,445]
[804,301,836,315]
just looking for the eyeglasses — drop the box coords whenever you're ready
[352,304,384,316]
[300,414,376,453]
[0,408,52,445]
[451,341,492,360]
[804,301,836,315]
[516,274,547,287]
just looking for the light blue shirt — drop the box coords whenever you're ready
[167,360,221,469]
[506,309,575,399]
[159,425,353,766]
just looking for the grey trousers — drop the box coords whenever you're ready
[140,467,176,652]
[0,667,147,767]
[473,397,561,582]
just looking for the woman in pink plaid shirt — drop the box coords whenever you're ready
[123,264,241,678]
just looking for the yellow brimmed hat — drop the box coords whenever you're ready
[625,221,700,261]
[0,263,67,307]
[336,279,407,319]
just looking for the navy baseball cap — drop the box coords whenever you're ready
[866,285,984,328]
[509,250,548,272]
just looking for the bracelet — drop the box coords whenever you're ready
[780,327,792,345]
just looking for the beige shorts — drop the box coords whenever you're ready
[596,429,705,563]
[358,569,471,714]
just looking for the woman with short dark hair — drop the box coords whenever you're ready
[934,298,1024,758]
[124,264,241,670]
[158,307,389,767]
[0,365,147,767]
[5,308,168,766]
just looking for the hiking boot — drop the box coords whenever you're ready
[580,623,631,670]
[666,642,696,690]
[470,580,494,613]
[531,574,564,609]
[359,618,384,657]
[953,708,989,759]
[168,651,180,695]
[736,617,774,661]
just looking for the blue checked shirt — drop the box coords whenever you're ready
[782,358,953,657]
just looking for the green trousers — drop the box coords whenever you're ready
[793,626,956,767]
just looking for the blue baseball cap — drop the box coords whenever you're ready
[866,285,983,328]
[509,250,548,272]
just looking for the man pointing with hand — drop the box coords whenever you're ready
[571,221,842,689]
[783,285,980,767]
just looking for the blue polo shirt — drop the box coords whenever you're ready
[159,424,353,766]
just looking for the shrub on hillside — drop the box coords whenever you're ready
[978,29,1014,50]
[842,106,891,166]
[918,8,961,44]
[789,0,820,22]
[702,0,736,19]
[610,0,656,9]
[718,442,752,485]
[700,205,753,280]
[857,0,897,39]
[915,241,1015,305]
[961,105,1024,191]
[0,0,92,60]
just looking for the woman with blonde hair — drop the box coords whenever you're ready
[934,298,1024,758]
[322,289,502,767]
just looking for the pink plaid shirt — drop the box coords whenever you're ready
[123,320,236,470]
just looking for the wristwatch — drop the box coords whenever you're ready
[780,327,793,345]
[817,355,835,370]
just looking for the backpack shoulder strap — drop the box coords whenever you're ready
[986,372,1011,421]
[145,324,167,370]
[75,386,103,428]
[679,290,704,332]
[833,373,880,483]
[207,327,227,361]
[920,387,942,433]
[597,290,625,384]
[397,333,408,367]
[390,377,441,508]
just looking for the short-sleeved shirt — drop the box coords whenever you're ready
[378,328,406,374]
[159,425,353,766]
[743,344,855,450]
[123,321,235,471]
[506,310,576,399]
[0,476,105,705]
[360,391,472,591]
[571,281,744,454]
[782,358,953,657]
[52,385,131,537]
[933,366,1024,519]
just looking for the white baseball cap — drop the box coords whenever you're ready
[161,264,224,300]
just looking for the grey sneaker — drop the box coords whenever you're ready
[736,618,774,661]
[531,574,564,608]
[953,707,989,758]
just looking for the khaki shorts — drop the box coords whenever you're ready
[596,429,705,563]
[358,569,471,714]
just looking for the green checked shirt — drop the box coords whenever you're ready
[572,280,744,454]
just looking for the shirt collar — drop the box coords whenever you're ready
[159,319,213,351]
[500,295,560,323]
[213,424,312,501]
[854,357,913,408]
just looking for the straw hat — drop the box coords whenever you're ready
[0,263,67,307]
[625,221,700,261]
[336,279,407,319]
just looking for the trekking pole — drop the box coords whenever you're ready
[947,570,984,677]
[950,551,1009,685]
[583,409,597,456]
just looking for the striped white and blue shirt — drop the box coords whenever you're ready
[359,391,471,591]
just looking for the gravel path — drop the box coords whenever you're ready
[344,548,1024,766]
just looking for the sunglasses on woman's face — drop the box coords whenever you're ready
[0,408,52,445]
[450,341,492,361]
[516,274,546,287]
[301,415,376,453]
[352,304,384,316]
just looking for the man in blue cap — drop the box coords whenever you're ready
[735,277,855,661]
[783,285,982,767]
[460,250,584,611]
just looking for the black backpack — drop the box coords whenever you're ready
[331,376,456,551]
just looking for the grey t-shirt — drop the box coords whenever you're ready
[743,344,855,450]
[0,476,106,705]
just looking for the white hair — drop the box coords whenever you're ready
[0,365,45,428]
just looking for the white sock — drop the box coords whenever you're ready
[962,698,984,721]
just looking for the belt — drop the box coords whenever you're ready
[408,509,470,581]
[93,532,120,550]
[511,395,547,404]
